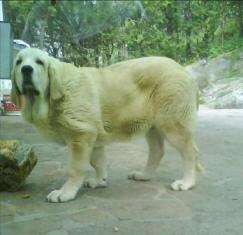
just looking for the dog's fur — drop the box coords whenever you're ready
[11,48,200,202]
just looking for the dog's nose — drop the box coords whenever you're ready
[21,65,33,76]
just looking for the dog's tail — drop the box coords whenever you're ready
[196,87,201,111]
[194,142,204,173]
[196,161,205,173]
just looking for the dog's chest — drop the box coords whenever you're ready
[36,123,65,145]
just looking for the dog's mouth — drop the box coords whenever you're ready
[22,82,40,96]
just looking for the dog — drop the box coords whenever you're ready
[11,48,201,202]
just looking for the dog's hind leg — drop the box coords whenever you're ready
[84,146,108,188]
[162,123,198,191]
[128,127,164,181]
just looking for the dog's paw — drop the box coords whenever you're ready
[46,189,76,203]
[128,171,151,181]
[83,178,107,189]
[171,179,195,191]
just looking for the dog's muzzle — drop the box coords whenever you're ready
[21,65,39,96]
[21,65,33,76]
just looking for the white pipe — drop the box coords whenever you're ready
[0,0,3,21]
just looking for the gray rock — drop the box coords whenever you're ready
[0,140,38,191]
[186,52,243,109]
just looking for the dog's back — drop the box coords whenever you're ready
[95,57,198,142]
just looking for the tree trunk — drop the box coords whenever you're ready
[184,0,193,59]
[165,4,174,35]
[106,53,112,65]
[38,20,46,50]
[220,1,227,48]
[238,1,243,37]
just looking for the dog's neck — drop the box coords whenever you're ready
[22,94,49,125]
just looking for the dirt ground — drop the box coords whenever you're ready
[0,106,243,235]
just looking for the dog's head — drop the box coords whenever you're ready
[11,48,64,108]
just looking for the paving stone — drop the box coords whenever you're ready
[1,216,62,235]
[44,230,69,235]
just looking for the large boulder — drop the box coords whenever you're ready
[186,50,243,109]
[204,79,243,109]
[0,140,38,191]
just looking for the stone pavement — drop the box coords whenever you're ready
[0,106,243,235]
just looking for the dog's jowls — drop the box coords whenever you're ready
[11,48,201,202]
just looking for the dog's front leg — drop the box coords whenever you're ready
[47,135,95,203]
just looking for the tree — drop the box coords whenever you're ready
[3,0,34,38]
[3,0,243,66]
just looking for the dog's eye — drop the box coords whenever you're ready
[36,59,44,66]
[16,59,22,66]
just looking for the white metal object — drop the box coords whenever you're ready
[0,0,3,21]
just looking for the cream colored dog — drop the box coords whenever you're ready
[11,48,201,203]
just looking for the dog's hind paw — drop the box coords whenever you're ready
[83,178,107,189]
[128,171,151,181]
[171,179,195,191]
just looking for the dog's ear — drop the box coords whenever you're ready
[10,70,21,108]
[48,59,64,101]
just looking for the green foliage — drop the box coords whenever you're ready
[209,37,243,58]
[3,0,35,38]
[224,68,241,79]
[3,0,243,66]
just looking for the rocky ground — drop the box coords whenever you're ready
[1,106,243,235]
[186,49,243,108]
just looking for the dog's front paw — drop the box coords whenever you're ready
[128,171,151,181]
[83,178,107,189]
[46,189,77,203]
[171,179,195,191]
